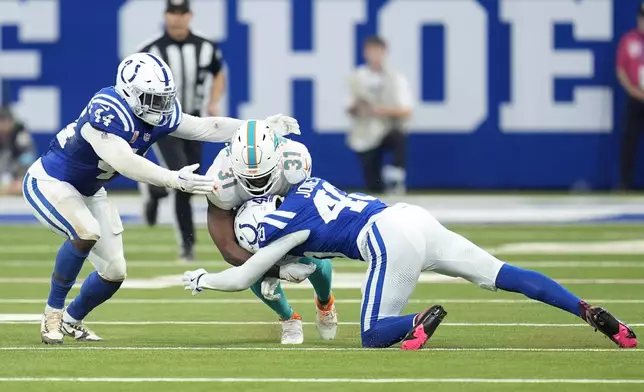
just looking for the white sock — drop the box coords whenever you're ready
[45,304,63,314]
[62,310,80,324]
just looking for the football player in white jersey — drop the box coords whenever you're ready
[204,120,338,344]
[23,53,300,344]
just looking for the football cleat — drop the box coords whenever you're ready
[315,293,338,341]
[579,301,637,348]
[280,312,304,345]
[178,246,195,264]
[40,309,64,345]
[401,305,447,351]
[61,319,102,342]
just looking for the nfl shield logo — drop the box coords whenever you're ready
[143,133,151,142]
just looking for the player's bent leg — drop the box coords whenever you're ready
[496,264,637,348]
[63,191,126,342]
[22,171,100,344]
[359,216,444,349]
[249,280,303,344]
[299,257,338,340]
[422,209,637,348]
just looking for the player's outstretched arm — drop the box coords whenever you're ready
[206,202,253,266]
[171,113,302,142]
[184,231,310,293]
[81,124,214,194]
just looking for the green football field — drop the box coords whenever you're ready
[0,224,643,391]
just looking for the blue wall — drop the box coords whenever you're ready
[1,0,640,190]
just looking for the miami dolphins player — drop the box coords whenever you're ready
[184,177,638,349]
[23,52,300,344]
[204,120,337,344]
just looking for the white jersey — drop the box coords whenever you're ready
[206,138,312,210]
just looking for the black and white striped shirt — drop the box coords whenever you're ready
[140,32,223,116]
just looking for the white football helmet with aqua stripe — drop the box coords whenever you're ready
[229,120,282,196]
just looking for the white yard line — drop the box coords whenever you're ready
[0,298,643,305]
[0,377,642,384]
[1,319,643,327]
[0,347,640,353]
[2,260,644,268]
[2,277,644,285]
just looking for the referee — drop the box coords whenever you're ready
[139,0,226,261]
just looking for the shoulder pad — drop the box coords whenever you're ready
[87,90,136,137]
[258,210,296,248]
[166,98,183,131]
[205,147,242,210]
[281,139,312,184]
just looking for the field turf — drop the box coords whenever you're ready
[0,224,643,391]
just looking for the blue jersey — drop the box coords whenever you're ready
[40,87,183,196]
[258,178,387,260]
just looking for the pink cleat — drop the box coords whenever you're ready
[401,305,447,351]
[579,301,638,348]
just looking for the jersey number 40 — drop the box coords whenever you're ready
[314,182,375,224]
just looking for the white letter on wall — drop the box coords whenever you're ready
[0,0,60,133]
[380,0,488,133]
[239,0,365,132]
[500,0,613,132]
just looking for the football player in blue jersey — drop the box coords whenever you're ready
[184,177,638,349]
[23,52,301,344]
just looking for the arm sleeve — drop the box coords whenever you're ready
[198,230,309,291]
[80,123,177,188]
[171,113,244,142]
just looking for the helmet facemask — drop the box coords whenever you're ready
[232,164,282,197]
[130,85,176,126]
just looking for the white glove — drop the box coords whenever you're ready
[265,114,301,136]
[182,268,208,295]
[171,164,215,195]
[279,262,316,283]
[261,277,281,301]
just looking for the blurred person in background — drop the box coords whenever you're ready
[347,36,413,195]
[617,1,644,190]
[138,0,226,261]
[0,106,35,195]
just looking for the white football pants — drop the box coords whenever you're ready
[22,159,127,281]
[358,203,505,333]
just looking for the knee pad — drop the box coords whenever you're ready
[98,256,127,282]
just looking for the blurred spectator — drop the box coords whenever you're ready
[617,1,644,190]
[0,106,35,195]
[138,0,226,261]
[347,36,412,194]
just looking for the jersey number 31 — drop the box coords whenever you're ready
[314,182,375,224]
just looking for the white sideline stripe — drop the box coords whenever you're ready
[0,347,640,353]
[3,277,644,285]
[1,298,643,305]
[0,377,643,384]
[2,260,644,268]
[1,318,643,327]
